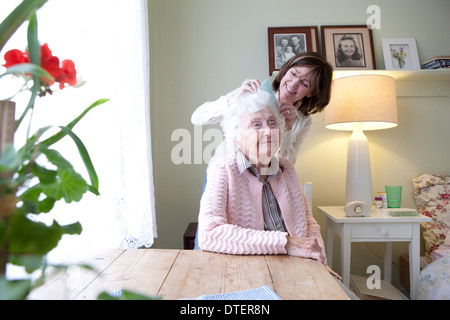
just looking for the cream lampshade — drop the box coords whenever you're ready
[324,74,398,209]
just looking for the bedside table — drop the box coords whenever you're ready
[317,206,431,300]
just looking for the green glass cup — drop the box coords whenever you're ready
[385,185,402,208]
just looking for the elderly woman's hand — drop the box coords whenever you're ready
[285,236,325,263]
[326,265,342,280]
[285,236,342,279]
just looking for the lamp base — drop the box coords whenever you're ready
[346,124,372,210]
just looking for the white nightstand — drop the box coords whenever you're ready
[317,206,431,300]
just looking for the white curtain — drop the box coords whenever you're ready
[1,0,156,261]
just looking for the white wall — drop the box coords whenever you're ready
[148,0,450,289]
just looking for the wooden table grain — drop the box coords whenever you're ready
[29,249,349,300]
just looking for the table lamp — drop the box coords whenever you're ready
[324,74,398,213]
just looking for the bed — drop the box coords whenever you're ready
[413,173,450,299]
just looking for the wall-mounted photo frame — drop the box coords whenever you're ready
[321,25,375,70]
[382,38,420,70]
[268,26,319,75]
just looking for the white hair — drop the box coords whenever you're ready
[221,89,285,153]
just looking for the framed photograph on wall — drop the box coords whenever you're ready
[321,25,375,70]
[268,26,319,75]
[382,38,420,70]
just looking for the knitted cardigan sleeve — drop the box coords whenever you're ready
[197,157,288,255]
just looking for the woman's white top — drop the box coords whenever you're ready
[191,80,312,170]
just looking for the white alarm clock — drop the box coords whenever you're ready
[344,201,371,217]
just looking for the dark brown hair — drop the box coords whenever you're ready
[272,52,333,116]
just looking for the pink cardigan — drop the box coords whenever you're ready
[198,153,327,264]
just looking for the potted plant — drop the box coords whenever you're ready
[0,0,108,299]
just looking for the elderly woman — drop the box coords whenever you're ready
[197,89,334,271]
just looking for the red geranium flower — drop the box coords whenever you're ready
[40,43,63,84]
[3,49,30,68]
[2,43,77,95]
[58,59,77,89]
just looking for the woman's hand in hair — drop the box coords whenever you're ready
[232,79,261,99]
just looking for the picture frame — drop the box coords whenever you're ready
[321,25,376,70]
[268,26,319,75]
[382,38,420,70]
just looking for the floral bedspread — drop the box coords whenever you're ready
[413,173,450,263]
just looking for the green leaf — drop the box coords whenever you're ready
[58,126,99,193]
[16,126,51,162]
[61,221,82,235]
[0,277,31,300]
[42,169,88,203]
[0,63,53,82]
[31,163,57,184]
[0,220,6,247]
[9,212,82,255]
[0,0,48,52]
[39,99,109,196]
[40,147,72,170]
[42,170,88,204]
[18,186,42,214]
[8,213,57,254]
[37,197,56,213]
[41,98,109,147]
[0,144,21,172]
[27,13,40,66]
[97,290,162,300]
[97,292,120,300]
[14,11,42,131]
[19,185,57,214]
[9,254,44,274]
[19,147,89,205]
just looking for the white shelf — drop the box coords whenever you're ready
[333,69,450,98]
[334,68,450,81]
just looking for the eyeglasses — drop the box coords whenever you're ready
[247,119,279,130]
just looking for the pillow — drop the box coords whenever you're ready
[413,173,450,263]
[417,256,450,300]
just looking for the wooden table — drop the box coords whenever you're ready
[29,249,349,300]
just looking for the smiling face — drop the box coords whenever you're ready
[236,107,281,169]
[340,39,356,58]
[278,66,316,104]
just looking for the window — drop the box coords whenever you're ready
[1,0,156,263]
